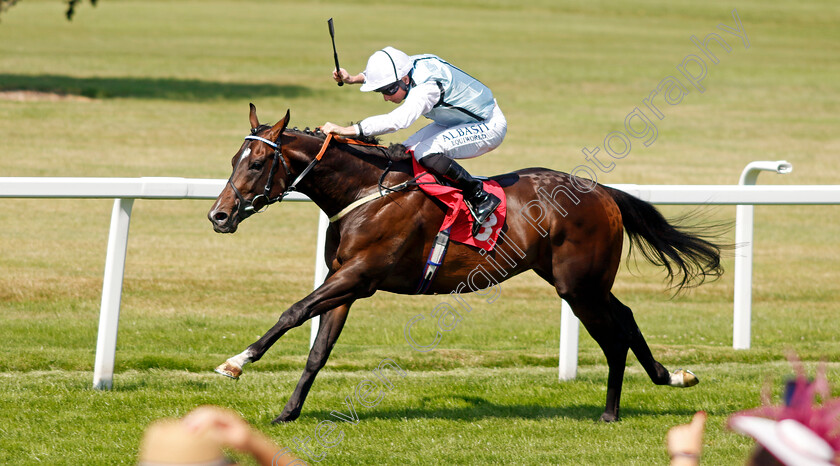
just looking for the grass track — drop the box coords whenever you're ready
[1,0,839,464]
[4,364,839,465]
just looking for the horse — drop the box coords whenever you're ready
[207,104,724,423]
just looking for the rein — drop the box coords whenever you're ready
[333,136,384,147]
[327,136,425,222]
[231,130,415,222]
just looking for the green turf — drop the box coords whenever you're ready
[1,0,839,464]
[4,364,839,465]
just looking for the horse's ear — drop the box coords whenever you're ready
[249,103,259,130]
[268,109,291,138]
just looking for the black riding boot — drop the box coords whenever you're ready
[419,153,501,236]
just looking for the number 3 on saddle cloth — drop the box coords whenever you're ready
[411,158,507,294]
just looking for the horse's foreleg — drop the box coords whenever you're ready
[274,303,351,423]
[215,266,372,379]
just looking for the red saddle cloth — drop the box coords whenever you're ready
[411,158,506,251]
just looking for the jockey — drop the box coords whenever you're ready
[321,46,507,235]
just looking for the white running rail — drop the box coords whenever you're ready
[2,165,839,387]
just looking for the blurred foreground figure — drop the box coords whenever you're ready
[667,357,840,465]
[138,406,304,465]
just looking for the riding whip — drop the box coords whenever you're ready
[327,18,344,87]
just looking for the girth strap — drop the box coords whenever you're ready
[415,227,451,294]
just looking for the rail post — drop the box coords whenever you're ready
[558,300,579,381]
[309,210,330,348]
[92,198,135,389]
[733,161,792,349]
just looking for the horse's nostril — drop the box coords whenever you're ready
[212,211,228,224]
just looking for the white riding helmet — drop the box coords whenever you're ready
[359,47,412,92]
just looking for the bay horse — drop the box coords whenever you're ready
[207,104,723,423]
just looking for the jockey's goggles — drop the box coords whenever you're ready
[375,81,402,96]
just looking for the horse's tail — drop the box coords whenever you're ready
[606,186,726,291]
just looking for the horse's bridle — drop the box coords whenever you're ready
[228,131,334,220]
[227,132,290,220]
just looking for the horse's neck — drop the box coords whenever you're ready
[287,137,391,217]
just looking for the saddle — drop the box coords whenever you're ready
[410,157,506,293]
[321,136,507,293]
[411,158,507,250]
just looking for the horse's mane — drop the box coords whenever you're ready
[285,126,411,163]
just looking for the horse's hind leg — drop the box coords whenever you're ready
[566,292,701,422]
[564,294,632,422]
[607,294,669,385]
[274,303,351,423]
[610,293,699,388]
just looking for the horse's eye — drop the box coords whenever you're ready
[249,161,264,171]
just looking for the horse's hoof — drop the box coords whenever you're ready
[598,412,619,423]
[214,361,242,380]
[272,411,300,424]
[669,369,699,388]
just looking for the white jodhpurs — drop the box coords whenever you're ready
[404,101,507,162]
